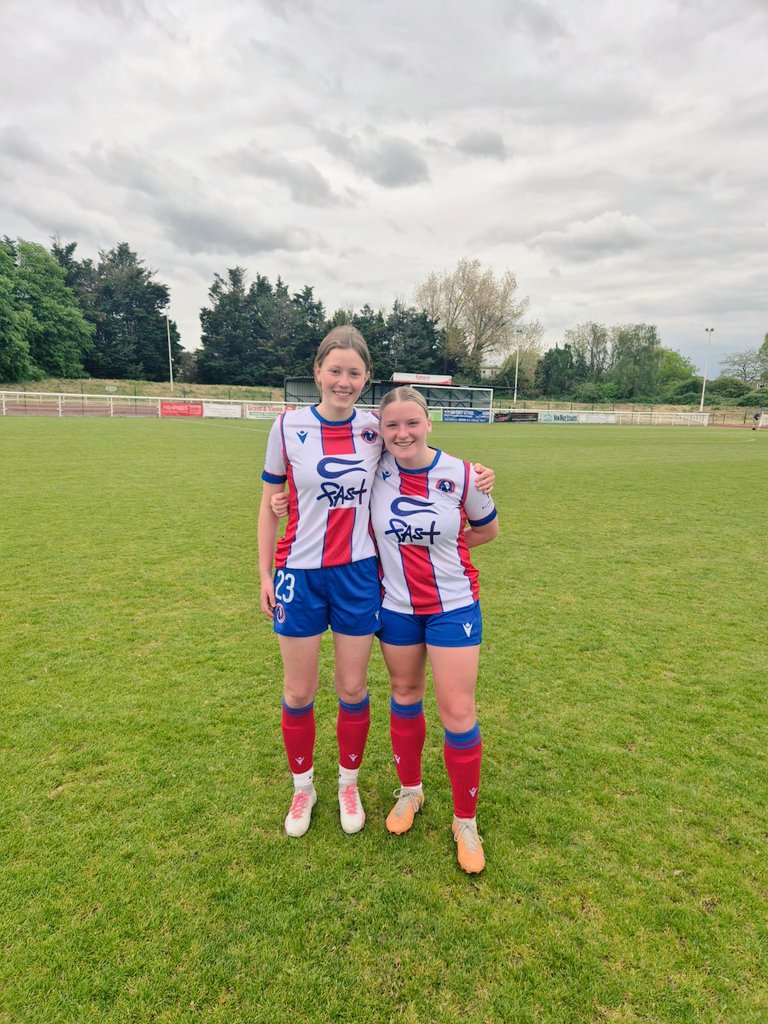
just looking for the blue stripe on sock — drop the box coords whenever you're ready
[282,699,314,717]
[444,722,481,750]
[390,698,424,719]
[339,693,370,714]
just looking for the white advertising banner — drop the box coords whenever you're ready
[245,403,284,419]
[203,402,242,419]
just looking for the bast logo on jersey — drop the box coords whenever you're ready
[385,496,441,545]
[315,457,368,508]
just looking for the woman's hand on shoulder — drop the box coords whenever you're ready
[473,463,495,494]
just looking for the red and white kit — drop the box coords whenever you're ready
[262,406,383,569]
[370,449,497,614]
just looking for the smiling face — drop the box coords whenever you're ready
[380,399,433,466]
[314,346,369,419]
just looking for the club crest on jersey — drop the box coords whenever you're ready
[297,430,309,444]
[437,478,455,493]
[360,428,378,444]
[385,496,440,544]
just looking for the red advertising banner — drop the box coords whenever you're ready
[161,401,204,418]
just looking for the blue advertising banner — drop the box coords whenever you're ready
[442,409,491,423]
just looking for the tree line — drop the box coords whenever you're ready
[0,237,183,383]
[1,235,766,406]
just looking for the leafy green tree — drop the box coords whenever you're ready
[535,344,575,397]
[706,376,751,400]
[287,284,326,378]
[563,322,611,382]
[8,240,94,378]
[352,305,389,377]
[666,378,703,405]
[383,301,440,379]
[608,324,662,400]
[0,244,36,381]
[197,268,269,385]
[52,241,181,381]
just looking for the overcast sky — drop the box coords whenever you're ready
[2,0,767,373]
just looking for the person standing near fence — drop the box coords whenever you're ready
[259,327,497,840]
[370,386,499,874]
[258,326,381,839]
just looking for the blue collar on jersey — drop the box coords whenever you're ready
[395,448,442,474]
[310,404,358,426]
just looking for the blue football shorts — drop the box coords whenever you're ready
[272,556,381,638]
[378,601,482,648]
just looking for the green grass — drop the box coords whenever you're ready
[1,419,767,1023]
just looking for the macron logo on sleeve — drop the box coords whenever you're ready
[297,430,308,444]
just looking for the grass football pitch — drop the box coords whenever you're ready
[1,417,766,1024]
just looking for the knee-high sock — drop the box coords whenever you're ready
[337,694,370,771]
[281,700,315,776]
[390,697,426,788]
[443,722,482,818]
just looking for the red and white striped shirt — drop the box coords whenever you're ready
[370,449,497,614]
[262,406,382,569]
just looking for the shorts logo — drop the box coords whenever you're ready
[437,479,455,493]
[361,428,378,444]
[275,603,286,623]
[462,623,473,637]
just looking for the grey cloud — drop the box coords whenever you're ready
[81,144,170,198]
[321,130,429,188]
[530,211,655,260]
[233,146,340,206]
[162,203,315,256]
[0,125,61,170]
[455,130,507,161]
[501,0,567,41]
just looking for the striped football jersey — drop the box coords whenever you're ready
[370,448,497,614]
[262,405,382,569]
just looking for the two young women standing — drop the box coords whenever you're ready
[257,327,498,873]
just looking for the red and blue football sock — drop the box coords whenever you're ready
[443,721,482,818]
[390,697,426,788]
[337,693,371,773]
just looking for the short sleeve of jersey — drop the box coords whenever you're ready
[464,466,497,526]
[262,416,287,483]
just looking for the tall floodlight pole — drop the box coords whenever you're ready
[513,327,523,404]
[699,327,714,412]
[166,315,174,393]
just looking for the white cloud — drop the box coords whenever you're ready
[0,0,767,368]
[530,211,656,260]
